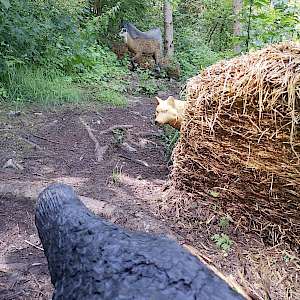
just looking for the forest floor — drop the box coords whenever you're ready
[0,76,298,300]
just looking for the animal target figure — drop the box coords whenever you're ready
[119,21,163,73]
[35,183,246,300]
[155,96,186,130]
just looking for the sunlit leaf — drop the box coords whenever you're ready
[0,0,10,9]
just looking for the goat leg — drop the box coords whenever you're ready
[131,52,142,71]
[153,51,161,74]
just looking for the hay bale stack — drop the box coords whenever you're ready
[172,42,300,247]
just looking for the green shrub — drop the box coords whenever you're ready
[240,0,300,50]
[0,0,83,70]
[176,37,226,79]
[211,233,233,252]
[174,1,233,79]
[70,45,129,84]
[132,69,160,96]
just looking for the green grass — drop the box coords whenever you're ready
[1,67,82,105]
[97,89,128,107]
[111,165,122,185]
[163,125,180,160]
[0,66,129,109]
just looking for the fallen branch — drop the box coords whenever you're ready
[24,240,44,251]
[79,117,108,162]
[99,124,133,135]
[18,135,44,151]
[118,154,149,167]
[135,131,162,138]
[29,132,60,144]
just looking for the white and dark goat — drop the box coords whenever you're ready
[119,21,163,72]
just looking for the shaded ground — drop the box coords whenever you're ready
[0,81,299,300]
[0,196,51,299]
[0,80,183,299]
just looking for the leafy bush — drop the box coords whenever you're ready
[240,0,300,50]
[0,0,129,106]
[174,0,233,79]
[0,0,83,70]
[1,0,298,107]
[134,69,161,96]
[175,33,225,79]
[70,46,129,83]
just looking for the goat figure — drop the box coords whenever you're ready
[119,21,163,72]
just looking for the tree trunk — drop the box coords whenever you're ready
[164,0,174,58]
[233,0,243,53]
[92,0,101,16]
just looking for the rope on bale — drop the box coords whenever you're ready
[171,42,300,248]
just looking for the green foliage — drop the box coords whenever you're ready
[163,126,180,160]
[240,0,300,50]
[0,83,8,99]
[112,128,126,144]
[211,233,233,252]
[175,35,225,79]
[0,0,129,107]
[173,1,232,79]
[199,0,234,51]
[68,45,129,85]
[1,67,82,105]
[97,89,127,107]
[135,70,161,96]
[0,0,10,9]
[219,216,230,230]
[1,0,298,107]
[137,80,159,96]
[0,0,82,70]
[92,1,149,32]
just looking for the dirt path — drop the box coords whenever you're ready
[1,84,298,300]
[0,87,180,299]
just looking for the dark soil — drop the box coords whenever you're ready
[0,196,51,299]
[0,85,179,299]
[0,80,298,300]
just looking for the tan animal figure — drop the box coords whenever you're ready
[119,22,162,72]
[155,96,186,129]
[111,42,128,60]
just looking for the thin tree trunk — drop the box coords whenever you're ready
[233,0,243,53]
[164,0,174,58]
[245,0,253,52]
[92,0,101,16]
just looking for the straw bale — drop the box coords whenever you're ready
[171,42,300,247]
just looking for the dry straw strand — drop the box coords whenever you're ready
[171,42,300,247]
